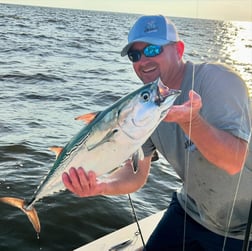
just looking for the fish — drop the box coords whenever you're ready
[0,78,181,234]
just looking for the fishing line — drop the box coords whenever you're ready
[221,100,251,250]
[222,165,245,251]
[222,165,242,251]
[182,63,196,251]
[128,193,146,249]
[186,2,251,249]
[182,0,198,247]
[183,62,250,251]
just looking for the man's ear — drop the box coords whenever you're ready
[176,41,185,59]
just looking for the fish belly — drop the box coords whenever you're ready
[35,133,140,201]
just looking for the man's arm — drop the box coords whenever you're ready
[62,156,152,197]
[164,90,248,175]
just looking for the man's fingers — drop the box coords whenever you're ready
[88,171,97,189]
[62,167,101,197]
[77,167,90,191]
[62,172,75,194]
[189,90,202,108]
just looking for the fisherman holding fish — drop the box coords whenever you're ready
[63,15,252,250]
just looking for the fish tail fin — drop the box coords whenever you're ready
[0,197,41,233]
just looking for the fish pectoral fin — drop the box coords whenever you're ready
[49,146,63,158]
[87,128,119,151]
[75,112,100,124]
[0,197,41,233]
[151,150,159,162]
[131,148,144,173]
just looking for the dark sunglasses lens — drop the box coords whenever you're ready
[128,51,141,62]
[144,45,162,57]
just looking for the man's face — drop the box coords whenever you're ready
[129,42,182,86]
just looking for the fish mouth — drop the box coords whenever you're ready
[155,79,170,106]
[156,79,181,106]
[157,78,170,97]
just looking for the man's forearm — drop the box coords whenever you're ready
[180,114,248,174]
[103,157,152,195]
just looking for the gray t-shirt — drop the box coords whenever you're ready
[142,61,252,239]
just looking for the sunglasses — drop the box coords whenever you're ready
[127,44,163,63]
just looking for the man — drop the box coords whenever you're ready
[62,15,252,250]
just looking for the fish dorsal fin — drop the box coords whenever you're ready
[49,146,63,158]
[75,112,99,124]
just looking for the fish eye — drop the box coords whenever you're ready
[140,91,150,102]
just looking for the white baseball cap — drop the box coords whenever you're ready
[121,15,180,56]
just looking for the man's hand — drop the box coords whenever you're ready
[164,90,202,125]
[62,167,106,197]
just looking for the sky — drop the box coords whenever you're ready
[0,0,252,22]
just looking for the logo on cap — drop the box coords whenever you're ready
[144,21,158,33]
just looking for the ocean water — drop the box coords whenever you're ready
[0,3,251,251]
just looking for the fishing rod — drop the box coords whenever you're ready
[128,193,146,248]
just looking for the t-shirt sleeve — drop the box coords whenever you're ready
[197,64,251,142]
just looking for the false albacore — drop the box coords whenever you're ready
[0,78,180,234]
